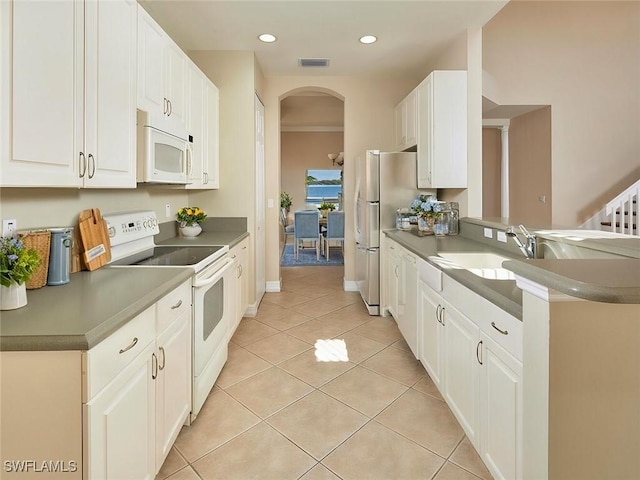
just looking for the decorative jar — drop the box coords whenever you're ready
[417,216,436,236]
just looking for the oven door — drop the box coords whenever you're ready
[191,255,236,417]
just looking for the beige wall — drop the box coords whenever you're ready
[482,127,502,217]
[483,1,640,226]
[509,106,552,225]
[264,76,416,286]
[281,131,344,213]
[0,187,190,231]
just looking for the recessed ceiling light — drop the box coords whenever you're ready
[258,33,277,43]
[359,35,377,44]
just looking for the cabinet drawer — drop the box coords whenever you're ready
[419,258,442,292]
[478,297,523,362]
[85,306,156,400]
[157,280,191,334]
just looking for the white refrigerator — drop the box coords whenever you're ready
[354,150,421,315]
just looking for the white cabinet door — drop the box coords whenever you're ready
[480,334,523,480]
[83,0,137,188]
[386,241,402,318]
[185,60,206,187]
[229,237,249,337]
[393,90,417,151]
[1,0,83,187]
[416,70,467,189]
[137,6,165,114]
[399,249,419,358]
[204,79,220,188]
[155,310,191,471]
[85,342,156,480]
[418,280,445,389]
[184,66,219,190]
[443,301,481,448]
[164,41,187,127]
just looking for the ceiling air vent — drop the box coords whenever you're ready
[298,58,330,68]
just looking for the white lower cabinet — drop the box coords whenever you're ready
[85,281,192,478]
[85,340,156,479]
[442,301,481,448]
[229,237,249,338]
[479,334,523,480]
[418,280,445,390]
[416,259,523,479]
[398,249,419,357]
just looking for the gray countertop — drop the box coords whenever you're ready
[384,230,525,319]
[0,229,248,352]
[386,222,640,319]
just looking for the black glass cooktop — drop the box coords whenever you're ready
[114,245,225,266]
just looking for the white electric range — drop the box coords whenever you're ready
[105,210,236,420]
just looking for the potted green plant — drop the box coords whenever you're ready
[318,200,336,218]
[280,191,293,213]
[176,207,207,237]
[0,236,40,310]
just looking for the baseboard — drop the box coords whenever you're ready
[266,280,281,293]
[244,304,258,317]
[343,279,358,292]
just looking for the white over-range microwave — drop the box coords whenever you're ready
[137,111,191,184]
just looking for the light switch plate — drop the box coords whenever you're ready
[2,219,17,237]
[497,231,507,243]
[484,227,493,239]
[165,204,171,218]
[267,198,274,208]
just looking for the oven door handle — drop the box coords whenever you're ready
[193,258,236,288]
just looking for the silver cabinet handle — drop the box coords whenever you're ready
[152,352,158,379]
[167,99,172,116]
[171,300,183,310]
[440,305,445,326]
[79,152,86,178]
[394,265,399,278]
[88,153,96,179]
[158,346,166,371]
[491,322,508,335]
[163,97,168,115]
[118,337,138,354]
[435,304,442,325]
[476,340,483,365]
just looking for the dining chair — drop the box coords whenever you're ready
[294,210,321,261]
[322,211,344,261]
[280,208,295,245]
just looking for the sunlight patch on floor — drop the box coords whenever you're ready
[314,339,349,362]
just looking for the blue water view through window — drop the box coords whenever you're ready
[306,169,342,208]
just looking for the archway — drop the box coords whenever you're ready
[278,87,345,270]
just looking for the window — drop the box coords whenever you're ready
[305,169,342,209]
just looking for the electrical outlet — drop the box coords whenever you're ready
[267,198,274,208]
[165,204,171,218]
[497,231,507,243]
[2,219,17,237]
[484,227,493,239]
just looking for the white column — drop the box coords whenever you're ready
[501,125,509,219]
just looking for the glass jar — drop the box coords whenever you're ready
[448,202,459,235]
[434,202,449,236]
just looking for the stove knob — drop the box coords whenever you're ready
[108,225,116,237]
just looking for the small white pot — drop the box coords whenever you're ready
[179,224,202,237]
[0,282,28,310]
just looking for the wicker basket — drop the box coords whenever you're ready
[19,230,51,289]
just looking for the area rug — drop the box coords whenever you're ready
[280,244,344,266]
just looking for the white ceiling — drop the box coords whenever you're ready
[139,0,508,79]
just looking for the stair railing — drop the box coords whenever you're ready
[604,179,639,236]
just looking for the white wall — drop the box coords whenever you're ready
[483,1,640,226]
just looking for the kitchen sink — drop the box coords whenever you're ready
[429,252,516,280]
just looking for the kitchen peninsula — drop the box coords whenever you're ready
[382,217,640,480]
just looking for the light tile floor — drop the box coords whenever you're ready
[157,266,493,480]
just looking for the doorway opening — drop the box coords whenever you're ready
[279,89,344,267]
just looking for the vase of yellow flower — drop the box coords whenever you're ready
[176,207,207,237]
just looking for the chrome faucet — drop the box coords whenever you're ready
[505,225,537,259]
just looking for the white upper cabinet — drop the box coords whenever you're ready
[416,70,467,188]
[1,0,137,188]
[394,89,417,152]
[137,6,186,129]
[184,59,219,190]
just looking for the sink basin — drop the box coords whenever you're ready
[430,252,516,280]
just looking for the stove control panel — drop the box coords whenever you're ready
[103,210,160,247]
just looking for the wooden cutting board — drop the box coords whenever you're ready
[78,208,111,271]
